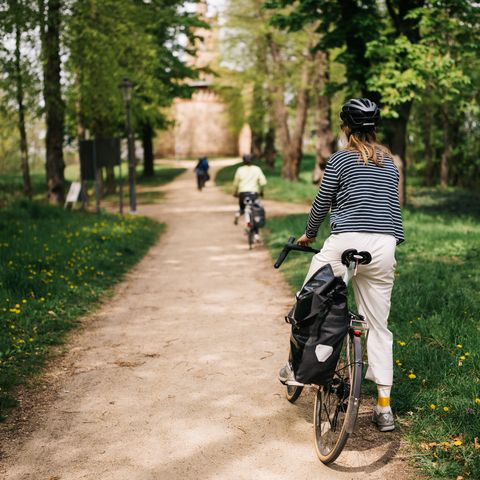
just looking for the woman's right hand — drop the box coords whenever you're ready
[297,234,316,246]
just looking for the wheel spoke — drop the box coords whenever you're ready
[314,333,362,464]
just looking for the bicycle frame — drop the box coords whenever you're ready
[275,236,372,462]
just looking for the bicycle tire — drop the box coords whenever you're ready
[286,385,303,403]
[313,332,363,464]
[248,228,254,249]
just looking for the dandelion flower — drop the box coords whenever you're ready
[408,373,416,380]
[465,352,470,356]
[430,404,436,410]
[460,356,466,361]
[475,398,480,405]
[398,341,406,347]
[453,440,462,446]
[443,406,449,412]
[456,344,463,349]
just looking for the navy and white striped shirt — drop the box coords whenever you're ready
[305,149,404,244]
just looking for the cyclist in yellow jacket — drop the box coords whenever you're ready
[233,155,267,233]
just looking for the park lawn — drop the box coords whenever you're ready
[101,164,186,206]
[0,163,186,207]
[215,155,318,205]
[0,201,163,419]
[263,188,480,479]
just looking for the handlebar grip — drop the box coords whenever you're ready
[274,236,295,269]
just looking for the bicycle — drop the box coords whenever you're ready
[240,195,265,250]
[274,236,371,464]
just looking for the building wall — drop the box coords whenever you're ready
[155,88,238,158]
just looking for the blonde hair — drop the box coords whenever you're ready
[342,126,391,166]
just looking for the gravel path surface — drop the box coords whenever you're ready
[0,161,412,479]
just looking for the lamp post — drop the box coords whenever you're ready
[119,77,137,214]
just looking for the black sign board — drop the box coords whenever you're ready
[79,138,121,180]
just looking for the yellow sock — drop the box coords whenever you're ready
[376,385,392,412]
[377,396,391,408]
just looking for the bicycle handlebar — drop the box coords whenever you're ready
[274,237,372,269]
[274,236,320,269]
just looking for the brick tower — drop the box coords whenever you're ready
[155,2,239,159]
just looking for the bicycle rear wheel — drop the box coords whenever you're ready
[247,228,254,249]
[313,332,363,464]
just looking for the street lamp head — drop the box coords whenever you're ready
[119,77,133,103]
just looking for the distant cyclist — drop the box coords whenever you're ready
[233,154,267,240]
[279,98,404,432]
[194,156,210,191]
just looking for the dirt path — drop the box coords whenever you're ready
[0,161,412,479]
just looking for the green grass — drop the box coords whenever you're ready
[0,200,163,419]
[264,190,480,479]
[101,165,185,206]
[0,164,186,208]
[215,155,318,204]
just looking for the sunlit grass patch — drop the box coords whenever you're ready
[0,201,162,419]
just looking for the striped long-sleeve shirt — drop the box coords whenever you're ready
[305,149,404,244]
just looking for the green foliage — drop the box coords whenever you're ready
[265,0,383,97]
[0,0,41,115]
[65,0,205,139]
[0,201,162,418]
[264,188,480,478]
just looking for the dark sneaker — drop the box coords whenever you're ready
[234,214,239,225]
[372,409,395,432]
[278,363,304,387]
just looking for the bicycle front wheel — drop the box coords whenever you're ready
[313,332,363,464]
[286,384,303,403]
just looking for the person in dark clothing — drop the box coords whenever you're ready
[194,157,210,191]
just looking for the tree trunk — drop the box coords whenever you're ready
[384,101,411,206]
[249,80,264,159]
[142,122,154,177]
[103,166,116,195]
[251,132,263,159]
[14,15,32,199]
[268,36,294,178]
[440,108,450,188]
[312,51,334,185]
[289,61,311,180]
[40,0,65,204]
[423,104,434,186]
[263,120,275,169]
[267,34,311,181]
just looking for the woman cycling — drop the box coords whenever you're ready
[279,98,404,432]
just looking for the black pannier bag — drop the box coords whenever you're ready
[287,263,349,385]
[252,200,266,228]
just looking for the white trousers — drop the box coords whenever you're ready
[304,232,397,386]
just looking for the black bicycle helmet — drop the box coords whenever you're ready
[242,154,253,164]
[340,98,380,130]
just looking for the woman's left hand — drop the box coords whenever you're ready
[297,234,315,246]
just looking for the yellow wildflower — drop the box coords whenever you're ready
[443,406,449,412]
[398,341,406,347]
[453,440,462,446]
[475,398,480,405]
[460,356,466,361]
[430,404,436,410]
[456,344,463,349]
[408,373,416,380]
